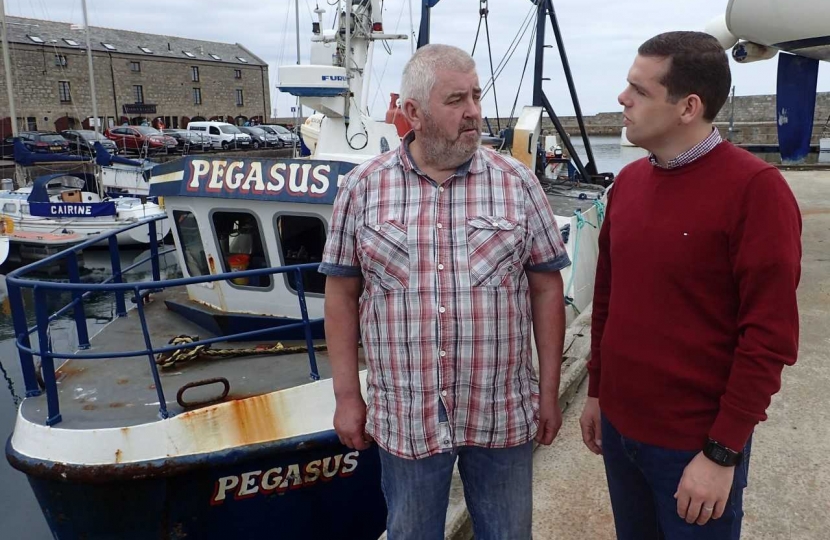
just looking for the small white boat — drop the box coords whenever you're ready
[620,126,636,147]
[0,173,170,246]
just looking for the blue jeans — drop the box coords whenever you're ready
[601,415,751,540]
[378,440,533,540]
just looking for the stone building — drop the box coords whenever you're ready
[0,16,271,134]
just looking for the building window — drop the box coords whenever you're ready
[173,211,209,278]
[191,66,200,82]
[183,51,195,58]
[234,69,242,79]
[130,61,141,72]
[193,87,202,105]
[235,89,244,106]
[26,117,37,130]
[209,53,221,61]
[59,81,71,103]
[139,46,153,54]
[27,35,44,44]
[237,57,248,63]
[274,215,328,295]
[212,211,271,289]
[102,43,116,51]
[55,55,67,67]
[134,85,144,104]
[63,38,80,47]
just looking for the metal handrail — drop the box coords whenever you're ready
[7,213,324,426]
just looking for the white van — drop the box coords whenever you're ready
[186,121,252,151]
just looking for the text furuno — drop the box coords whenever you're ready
[211,451,360,504]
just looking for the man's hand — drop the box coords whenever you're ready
[535,391,563,445]
[674,452,735,525]
[334,394,373,450]
[579,397,603,455]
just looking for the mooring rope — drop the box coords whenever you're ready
[155,334,328,369]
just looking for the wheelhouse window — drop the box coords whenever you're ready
[173,210,209,278]
[212,211,271,289]
[274,215,327,294]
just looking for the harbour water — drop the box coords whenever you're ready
[0,136,643,538]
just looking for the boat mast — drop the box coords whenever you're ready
[81,0,99,136]
[0,0,17,138]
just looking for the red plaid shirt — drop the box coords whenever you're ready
[320,133,570,458]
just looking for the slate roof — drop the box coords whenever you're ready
[4,16,266,66]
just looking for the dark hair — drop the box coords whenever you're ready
[638,31,731,121]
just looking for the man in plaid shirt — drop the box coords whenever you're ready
[320,44,570,539]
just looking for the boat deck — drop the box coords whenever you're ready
[19,287,351,430]
[544,182,606,218]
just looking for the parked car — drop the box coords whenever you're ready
[104,126,178,155]
[238,126,279,150]
[186,121,252,151]
[1,131,70,158]
[260,124,300,148]
[61,129,119,156]
[163,129,212,152]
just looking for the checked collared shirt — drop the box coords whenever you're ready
[649,127,723,169]
[319,132,570,459]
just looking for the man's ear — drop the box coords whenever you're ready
[402,98,424,131]
[678,94,706,125]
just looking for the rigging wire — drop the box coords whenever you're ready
[507,18,538,129]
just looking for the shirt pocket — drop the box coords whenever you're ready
[467,216,525,287]
[358,220,410,290]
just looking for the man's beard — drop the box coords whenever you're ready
[418,112,481,170]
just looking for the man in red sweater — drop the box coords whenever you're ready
[579,32,802,540]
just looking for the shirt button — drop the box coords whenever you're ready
[439,350,446,357]
[436,223,443,229]
[441,390,448,397]
[438,306,446,314]
[439,186,445,193]
[373,225,380,231]
[438,263,444,270]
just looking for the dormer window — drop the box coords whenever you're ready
[63,38,80,47]
[102,43,116,51]
[27,35,44,44]
[237,57,248,63]
[183,51,195,58]
[209,53,221,60]
[139,47,153,54]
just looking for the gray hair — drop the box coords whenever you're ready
[399,44,476,113]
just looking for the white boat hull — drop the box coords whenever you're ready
[7,216,170,246]
[0,235,9,266]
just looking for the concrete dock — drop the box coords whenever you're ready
[531,170,830,539]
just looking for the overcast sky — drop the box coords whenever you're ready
[7,0,829,120]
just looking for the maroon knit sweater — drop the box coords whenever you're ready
[588,142,802,451]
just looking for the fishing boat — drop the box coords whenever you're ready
[0,173,170,246]
[4,1,610,538]
[707,0,830,163]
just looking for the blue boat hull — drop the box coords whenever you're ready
[8,432,386,539]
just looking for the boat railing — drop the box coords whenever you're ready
[6,214,324,427]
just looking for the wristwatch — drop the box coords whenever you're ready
[703,439,742,467]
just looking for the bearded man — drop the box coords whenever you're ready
[319,44,570,540]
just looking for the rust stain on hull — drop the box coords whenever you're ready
[180,393,288,447]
